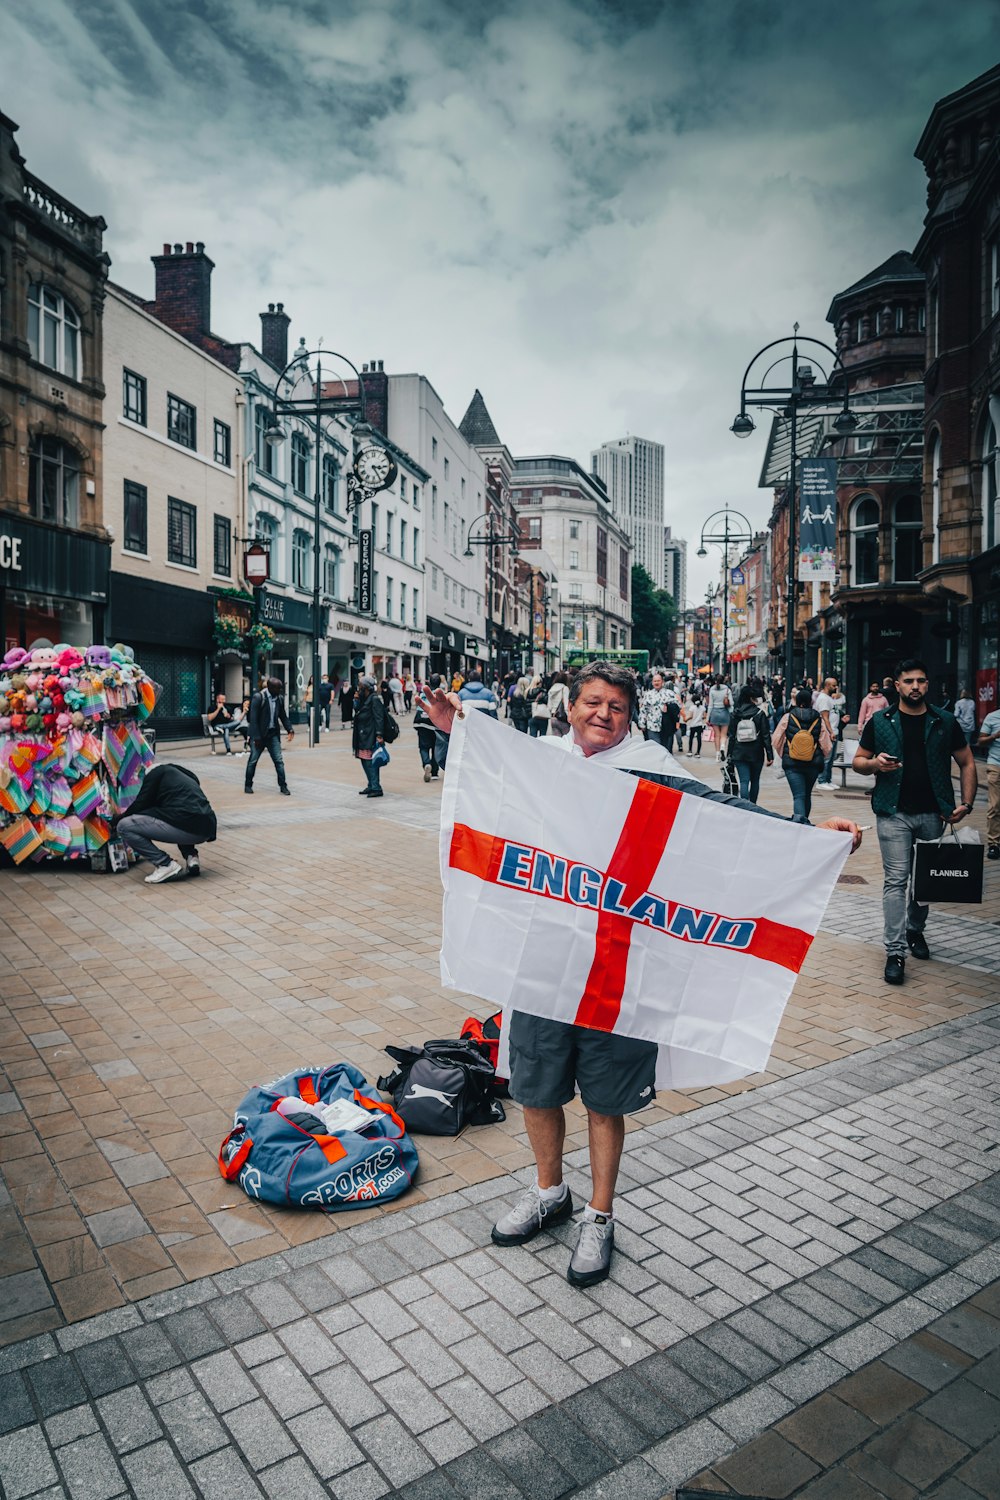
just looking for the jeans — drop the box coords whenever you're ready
[988,766,1000,847]
[817,743,838,785]
[418,740,438,775]
[118,814,197,868]
[784,765,820,823]
[434,729,449,768]
[529,717,548,737]
[735,760,762,803]
[876,811,944,955]
[245,730,287,790]
[688,726,703,755]
[362,756,382,793]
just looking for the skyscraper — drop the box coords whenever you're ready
[663,526,687,607]
[591,434,665,587]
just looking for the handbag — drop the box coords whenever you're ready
[377,1040,505,1135]
[371,744,390,769]
[911,825,984,905]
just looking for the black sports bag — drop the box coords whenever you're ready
[377,1039,505,1135]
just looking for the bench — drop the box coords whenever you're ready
[200,713,227,754]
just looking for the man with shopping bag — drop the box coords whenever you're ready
[853,658,977,985]
[421,662,861,1287]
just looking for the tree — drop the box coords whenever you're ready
[630,564,677,663]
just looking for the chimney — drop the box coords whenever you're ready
[360,358,389,438]
[150,240,214,339]
[260,301,290,370]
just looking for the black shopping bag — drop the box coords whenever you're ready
[912,831,984,905]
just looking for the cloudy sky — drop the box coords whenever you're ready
[3,0,997,598]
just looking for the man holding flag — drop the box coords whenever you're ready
[420,662,861,1288]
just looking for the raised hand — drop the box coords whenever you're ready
[417,686,459,734]
[817,816,863,852]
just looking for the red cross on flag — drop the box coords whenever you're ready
[439,712,852,1089]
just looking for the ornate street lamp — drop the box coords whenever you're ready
[697,508,753,674]
[730,326,856,688]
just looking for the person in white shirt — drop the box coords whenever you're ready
[388,674,404,715]
[813,676,839,787]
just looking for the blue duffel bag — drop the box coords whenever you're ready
[218,1063,419,1210]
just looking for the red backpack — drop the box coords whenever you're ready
[461,1011,509,1097]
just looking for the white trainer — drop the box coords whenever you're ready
[144,860,183,884]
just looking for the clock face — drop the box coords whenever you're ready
[354,444,397,492]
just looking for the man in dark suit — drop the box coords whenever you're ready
[245,676,294,795]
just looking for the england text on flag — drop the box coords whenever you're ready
[438,712,851,1089]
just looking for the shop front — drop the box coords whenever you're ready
[844,603,928,711]
[109,573,213,739]
[259,589,315,723]
[327,609,374,693]
[1,514,109,657]
[971,554,1000,730]
[211,592,253,703]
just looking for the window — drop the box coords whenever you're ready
[432,436,438,460]
[399,581,406,624]
[431,485,438,530]
[167,393,196,450]
[892,495,922,582]
[443,576,449,601]
[569,583,582,599]
[413,527,420,565]
[931,431,943,562]
[323,454,340,512]
[386,577,394,619]
[254,405,276,475]
[385,513,393,556]
[213,419,231,467]
[461,587,467,608]
[431,565,439,591]
[324,544,341,598]
[527,517,541,542]
[569,520,580,539]
[569,550,579,569]
[850,495,879,586]
[444,457,449,479]
[292,528,310,588]
[291,433,309,494]
[167,497,197,567]
[413,484,420,510]
[123,369,146,425]
[460,519,465,553]
[460,476,465,498]
[213,514,231,576]
[400,475,407,502]
[29,437,79,528]
[373,571,379,613]
[894,305,905,333]
[990,238,1000,320]
[28,284,79,377]
[444,501,450,549]
[400,519,407,561]
[929,287,939,359]
[123,480,147,553]
[412,588,419,628]
[371,502,379,549]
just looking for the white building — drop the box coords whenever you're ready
[103,281,242,735]
[663,526,687,607]
[385,373,488,680]
[591,434,665,587]
[512,456,631,659]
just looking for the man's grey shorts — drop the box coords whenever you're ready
[507,1011,657,1117]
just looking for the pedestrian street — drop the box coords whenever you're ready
[1,731,999,1498]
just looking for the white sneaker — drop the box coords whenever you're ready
[186,854,201,877]
[145,860,183,884]
[423,765,432,782]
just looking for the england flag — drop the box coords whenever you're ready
[439,711,851,1089]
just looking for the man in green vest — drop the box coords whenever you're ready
[853,658,976,985]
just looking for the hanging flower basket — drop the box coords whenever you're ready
[246,622,276,653]
[213,617,246,655]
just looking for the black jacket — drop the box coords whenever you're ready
[728,704,773,765]
[249,690,292,741]
[124,764,217,841]
[625,768,781,821]
[353,692,387,753]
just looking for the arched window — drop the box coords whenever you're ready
[323,455,340,513]
[892,495,923,582]
[28,284,80,378]
[292,528,310,588]
[323,543,341,599]
[930,431,942,563]
[29,437,80,527]
[850,495,879,586]
[291,433,310,494]
[982,402,1000,551]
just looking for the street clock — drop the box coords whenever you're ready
[353,444,397,493]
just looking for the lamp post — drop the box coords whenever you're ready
[240,537,270,696]
[696,507,753,676]
[261,342,393,747]
[730,325,857,690]
[464,510,520,683]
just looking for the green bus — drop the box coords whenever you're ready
[564,648,650,673]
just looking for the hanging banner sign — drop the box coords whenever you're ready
[798,457,838,581]
[358,529,374,614]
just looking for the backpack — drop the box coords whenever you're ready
[218,1064,418,1211]
[787,711,820,763]
[382,710,400,744]
[377,1039,506,1135]
[461,1011,510,1097]
[735,711,759,744]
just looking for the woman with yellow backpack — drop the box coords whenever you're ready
[771,687,833,824]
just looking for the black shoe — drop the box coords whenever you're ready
[989,844,1000,861]
[358,787,372,795]
[280,786,291,796]
[906,930,930,961]
[368,790,384,798]
[244,787,253,794]
[884,955,905,985]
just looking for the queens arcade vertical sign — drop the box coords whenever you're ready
[358,529,374,614]
[797,457,838,582]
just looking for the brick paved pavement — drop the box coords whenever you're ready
[2,725,999,1494]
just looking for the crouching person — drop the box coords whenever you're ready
[117,763,217,884]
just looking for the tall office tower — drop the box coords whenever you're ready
[663,526,688,606]
[590,435,665,587]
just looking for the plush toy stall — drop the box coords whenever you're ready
[0,643,158,868]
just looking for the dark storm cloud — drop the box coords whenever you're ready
[2,0,996,596]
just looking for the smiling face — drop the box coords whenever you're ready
[568,678,633,756]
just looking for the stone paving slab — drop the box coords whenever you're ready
[3,730,998,1345]
[1,1004,999,1497]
